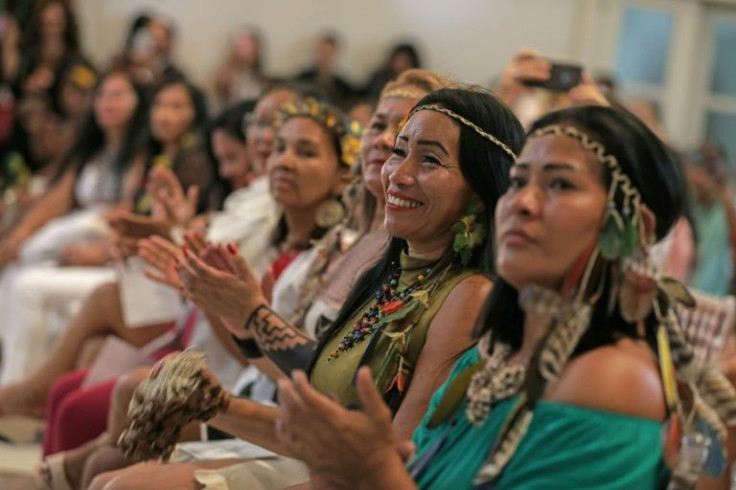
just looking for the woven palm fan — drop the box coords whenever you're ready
[118,350,230,461]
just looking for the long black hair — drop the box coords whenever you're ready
[52,70,147,195]
[141,75,208,159]
[206,100,255,158]
[482,105,685,356]
[205,99,257,197]
[315,87,524,352]
[135,75,215,213]
[22,0,80,53]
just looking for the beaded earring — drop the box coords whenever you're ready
[451,196,487,267]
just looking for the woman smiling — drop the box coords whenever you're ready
[108,87,524,490]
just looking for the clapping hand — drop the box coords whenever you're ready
[147,167,199,227]
[106,209,172,241]
[138,235,184,289]
[176,242,265,332]
[275,368,411,488]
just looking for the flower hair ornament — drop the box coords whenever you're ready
[456,125,736,488]
[276,98,362,169]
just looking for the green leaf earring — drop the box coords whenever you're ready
[452,198,487,267]
[599,202,625,260]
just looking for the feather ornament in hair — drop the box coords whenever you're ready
[689,367,736,426]
[538,302,592,381]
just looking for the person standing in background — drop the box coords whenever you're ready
[296,31,354,109]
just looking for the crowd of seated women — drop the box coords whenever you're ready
[1,2,736,490]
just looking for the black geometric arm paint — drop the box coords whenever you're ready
[244,303,317,373]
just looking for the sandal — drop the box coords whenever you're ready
[0,414,45,443]
[35,453,72,490]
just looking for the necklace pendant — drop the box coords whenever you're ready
[327,266,429,365]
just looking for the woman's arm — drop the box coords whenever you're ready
[0,170,75,268]
[355,455,417,490]
[177,248,319,373]
[390,274,491,439]
[207,397,297,456]
[200,310,290,381]
[9,169,75,238]
[243,303,317,374]
[201,311,250,368]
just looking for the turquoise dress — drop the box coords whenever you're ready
[410,348,669,489]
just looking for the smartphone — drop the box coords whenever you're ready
[523,62,583,92]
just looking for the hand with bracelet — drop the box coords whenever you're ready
[177,243,317,373]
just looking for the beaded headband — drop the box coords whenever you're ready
[530,124,646,259]
[276,98,362,167]
[379,87,426,102]
[407,104,518,160]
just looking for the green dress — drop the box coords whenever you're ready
[411,348,669,489]
[310,252,474,408]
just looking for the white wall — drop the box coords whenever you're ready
[74,0,585,91]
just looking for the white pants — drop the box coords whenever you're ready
[0,264,116,384]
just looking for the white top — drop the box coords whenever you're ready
[270,247,319,337]
[207,176,281,278]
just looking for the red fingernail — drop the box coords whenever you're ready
[182,248,189,258]
[227,244,237,255]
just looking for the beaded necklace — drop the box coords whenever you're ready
[327,263,433,362]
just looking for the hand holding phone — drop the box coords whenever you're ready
[521,62,583,92]
[567,72,610,107]
[494,50,550,104]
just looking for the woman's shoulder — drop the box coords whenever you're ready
[431,273,492,324]
[424,275,491,351]
[545,337,666,421]
[446,273,492,302]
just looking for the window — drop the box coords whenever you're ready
[702,13,736,170]
[616,6,673,86]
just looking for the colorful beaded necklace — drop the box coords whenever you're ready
[327,262,433,362]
